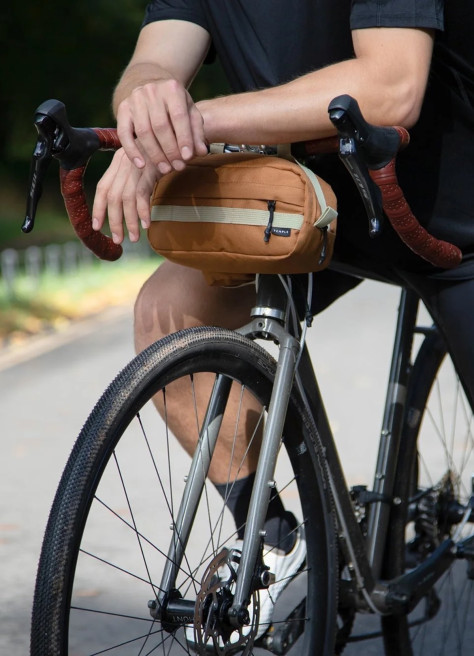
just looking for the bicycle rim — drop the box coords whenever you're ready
[382,332,474,655]
[31,327,337,656]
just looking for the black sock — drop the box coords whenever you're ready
[214,473,297,553]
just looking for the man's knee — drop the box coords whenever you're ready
[134,261,256,352]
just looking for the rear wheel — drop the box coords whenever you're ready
[31,327,337,655]
[382,330,474,655]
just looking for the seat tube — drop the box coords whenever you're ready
[366,288,420,577]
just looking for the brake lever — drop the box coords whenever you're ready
[23,99,101,234]
[23,114,55,234]
[329,95,387,238]
[335,132,383,238]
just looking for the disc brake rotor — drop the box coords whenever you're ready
[193,547,259,656]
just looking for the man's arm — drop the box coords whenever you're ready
[93,23,434,245]
[92,19,211,244]
[197,27,434,146]
[114,23,433,170]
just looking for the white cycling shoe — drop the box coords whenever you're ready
[185,527,306,651]
[257,528,307,636]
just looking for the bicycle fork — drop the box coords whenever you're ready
[152,276,300,631]
[150,374,234,624]
[229,317,300,627]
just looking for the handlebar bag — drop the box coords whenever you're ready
[148,152,337,286]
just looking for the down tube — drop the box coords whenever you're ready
[294,343,375,592]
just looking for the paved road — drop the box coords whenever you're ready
[0,305,137,654]
[0,280,411,654]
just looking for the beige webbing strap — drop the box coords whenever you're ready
[298,162,338,228]
[151,205,304,229]
[277,145,337,228]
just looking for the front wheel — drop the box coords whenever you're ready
[31,327,337,656]
[382,330,474,655]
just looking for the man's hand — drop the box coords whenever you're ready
[116,78,209,174]
[111,20,212,173]
[92,148,159,245]
[92,21,212,245]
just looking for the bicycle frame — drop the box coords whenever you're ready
[292,284,421,590]
[156,273,463,630]
[236,273,380,614]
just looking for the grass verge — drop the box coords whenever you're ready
[0,257,160,345]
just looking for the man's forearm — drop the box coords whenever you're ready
[196,62,393,145]
[197,28,433,146]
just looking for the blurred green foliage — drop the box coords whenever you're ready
[0,257,159,340]
[0,2,229,248]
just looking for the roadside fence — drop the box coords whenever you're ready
[0,239,153,298]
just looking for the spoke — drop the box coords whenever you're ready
[192,373,219,559]
[425,405,455,481]
[136,405,197,595]
[217,382,247,549]
[72,604,190,656]
[79,547,159,590]
[112,451,155,592]
[75,625,165,655]
[136,402,175,520]
[92,497,198,592]
[263,519,305,562]
[71,605,154,622]
[448,377,460,473]
[162,389,175,534]
[434,380,450,470]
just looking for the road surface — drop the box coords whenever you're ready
[0,280,419,654]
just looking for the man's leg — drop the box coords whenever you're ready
[134,260,260,483]
[134,261,298,550]
[400,271,474,409]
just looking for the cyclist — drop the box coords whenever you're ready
[91,0,474,640]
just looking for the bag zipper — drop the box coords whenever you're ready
[318,226,328,265]
[264,200,276,242]
[263,201,328,265]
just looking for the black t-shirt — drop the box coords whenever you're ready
[395,1,474,274]
[143,0,356,91]
[142,0,474,277]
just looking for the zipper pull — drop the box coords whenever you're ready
[318,226,328,265]
[264,200,276,242]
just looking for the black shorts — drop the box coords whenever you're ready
[291,253,474,409]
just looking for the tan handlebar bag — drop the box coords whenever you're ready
[148,152,337,286]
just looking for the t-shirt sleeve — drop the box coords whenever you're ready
[350,0,444,31]
[142,0,208,31]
